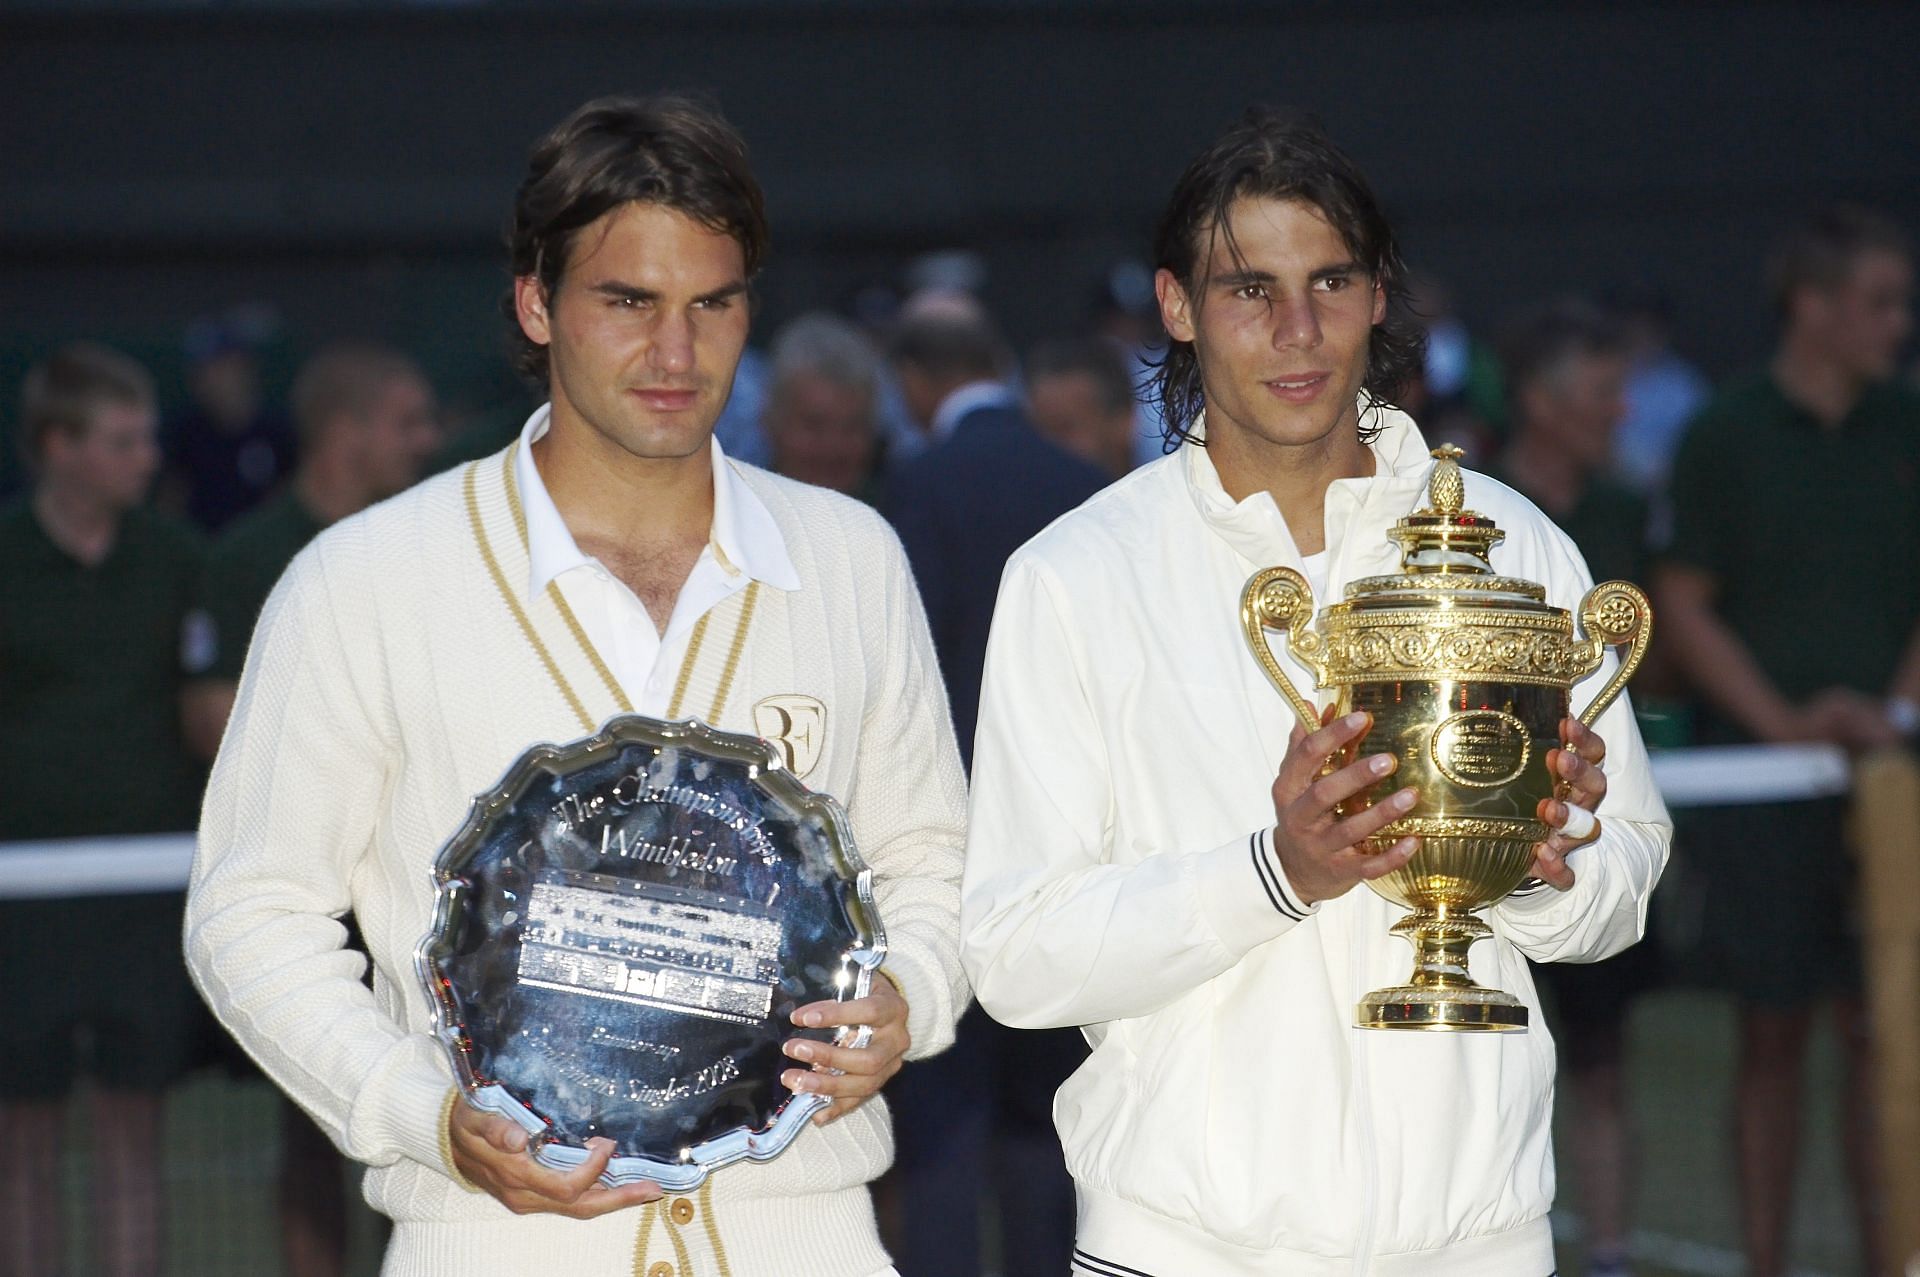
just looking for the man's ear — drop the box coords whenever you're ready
[1370,277,1387,327]
[1156,268,1196,344]
[514,275,553,349]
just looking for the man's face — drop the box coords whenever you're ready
[356,374,441,499]
[1520,351,1629,472]
[1027,371,1133,477]
[1805,248,1914,383]
[1156,196,1384,456]
[516,202,750,463]
[45,401,160,510]
[764,370,877,495]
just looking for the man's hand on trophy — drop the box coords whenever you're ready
[1532,717,1608,890]
[446,1102,663,1216]
[783,972,911,1125]
[1270,708,1420,907]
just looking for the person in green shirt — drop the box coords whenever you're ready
[1492,297,1656,1277]
[1657,204,1917,1277]
[0,343,204,1277]
[180,340,437,1277]
[183,341,439,757]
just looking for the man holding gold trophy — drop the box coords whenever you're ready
[186,96,967,1276]
[962,111,1671,1275]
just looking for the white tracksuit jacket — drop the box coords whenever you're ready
[961,407,1670,1276]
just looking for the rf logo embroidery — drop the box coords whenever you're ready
[754,695,826,779]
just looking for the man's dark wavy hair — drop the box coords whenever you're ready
[505,93,770,386]
[1149,108,1422,449]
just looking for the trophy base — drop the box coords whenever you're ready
[1355,907,1530,1031]
[1356,986,1529,1031]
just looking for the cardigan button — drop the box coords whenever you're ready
[647,1263,674,1277]
[669,1196,697,1225]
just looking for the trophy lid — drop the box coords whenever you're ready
[1343,444,1547,605]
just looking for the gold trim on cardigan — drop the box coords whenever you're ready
[467,445,762,731]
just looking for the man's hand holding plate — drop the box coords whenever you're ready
[782,972,910,1125]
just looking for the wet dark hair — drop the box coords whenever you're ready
[1149,107,1422,450]
[506,93,770,385]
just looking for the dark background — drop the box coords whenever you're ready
[4,0,1919,416]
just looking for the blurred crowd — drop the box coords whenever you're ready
[2,199,1914,1277]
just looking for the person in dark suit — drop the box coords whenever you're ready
[881,300,1107,1276]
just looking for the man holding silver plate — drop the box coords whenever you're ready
[962,112,1672,1275]
[186,95,967,1277]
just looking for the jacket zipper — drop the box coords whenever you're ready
[1333,483,1382,1277]
[1349,907,1381,1275]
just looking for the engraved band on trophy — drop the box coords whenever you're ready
[417,714,885,1189]
[1239,444,1651,1031]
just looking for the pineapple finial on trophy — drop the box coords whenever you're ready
[1428,443,1467,514]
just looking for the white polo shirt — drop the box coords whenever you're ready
[512,404,801,714]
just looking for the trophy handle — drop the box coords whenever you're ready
[1240,567,1325,732]
[1573,580,1653,727]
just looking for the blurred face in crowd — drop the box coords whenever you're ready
[1027,370,1134,478]
[764,370,877,495]
[42,401,161,511]
[355,373,441,499]
[1517,351,1629,473]
[1157,196,1384,460]
[190,349,263,432]
[1797,248,1914,383]
[516,201,751,464]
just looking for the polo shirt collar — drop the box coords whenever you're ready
[1181,398,1433,567]
[513,403,801,601]
[930,379,1018,440]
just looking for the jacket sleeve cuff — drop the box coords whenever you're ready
[1192,827,1320,958]
[877,945,956,1061]
[437,1087,486,1194]
[345,1033,462,1176]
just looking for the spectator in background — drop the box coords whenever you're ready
[181,342,437,1277]
[182,342,439,755]
[1656,204,1918,1277]
[0,344,204,1277]
[1607,286,1709,499]
[1493,298,1657,1277]
[162,312,297,532]
[1085,259,1170,469]
[1025,336,1139,481]
[761,312,885,502]
[882,305,1106,1277]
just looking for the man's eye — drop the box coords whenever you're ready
[1317,275,1351,293]
[695,296,734,310]
[1234,284,1267,301]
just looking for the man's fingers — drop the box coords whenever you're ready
[1346,835,1418,879]
[783,1059,898,1100]
[1529,840,1578,890]
[1562,716,1606,765]
[1279,711,1373,792]
[1303,751,1400,815]
[1320,786,1417,851]
[781,1035,899,1076]
[1538,795,1601,846]
[791,991,895,1030]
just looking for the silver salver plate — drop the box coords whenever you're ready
[417,714,885,1190]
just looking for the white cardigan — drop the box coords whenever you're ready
[186,446,969,1277]
[962,408,1671,1276]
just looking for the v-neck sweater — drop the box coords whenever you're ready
[186,446,968,1276]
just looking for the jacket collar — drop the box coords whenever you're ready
[1182,398,1434,593]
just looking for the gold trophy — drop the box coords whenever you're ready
[1240,445,1651,1031]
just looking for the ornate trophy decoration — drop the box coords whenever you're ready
[1240,445,1651,1030]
